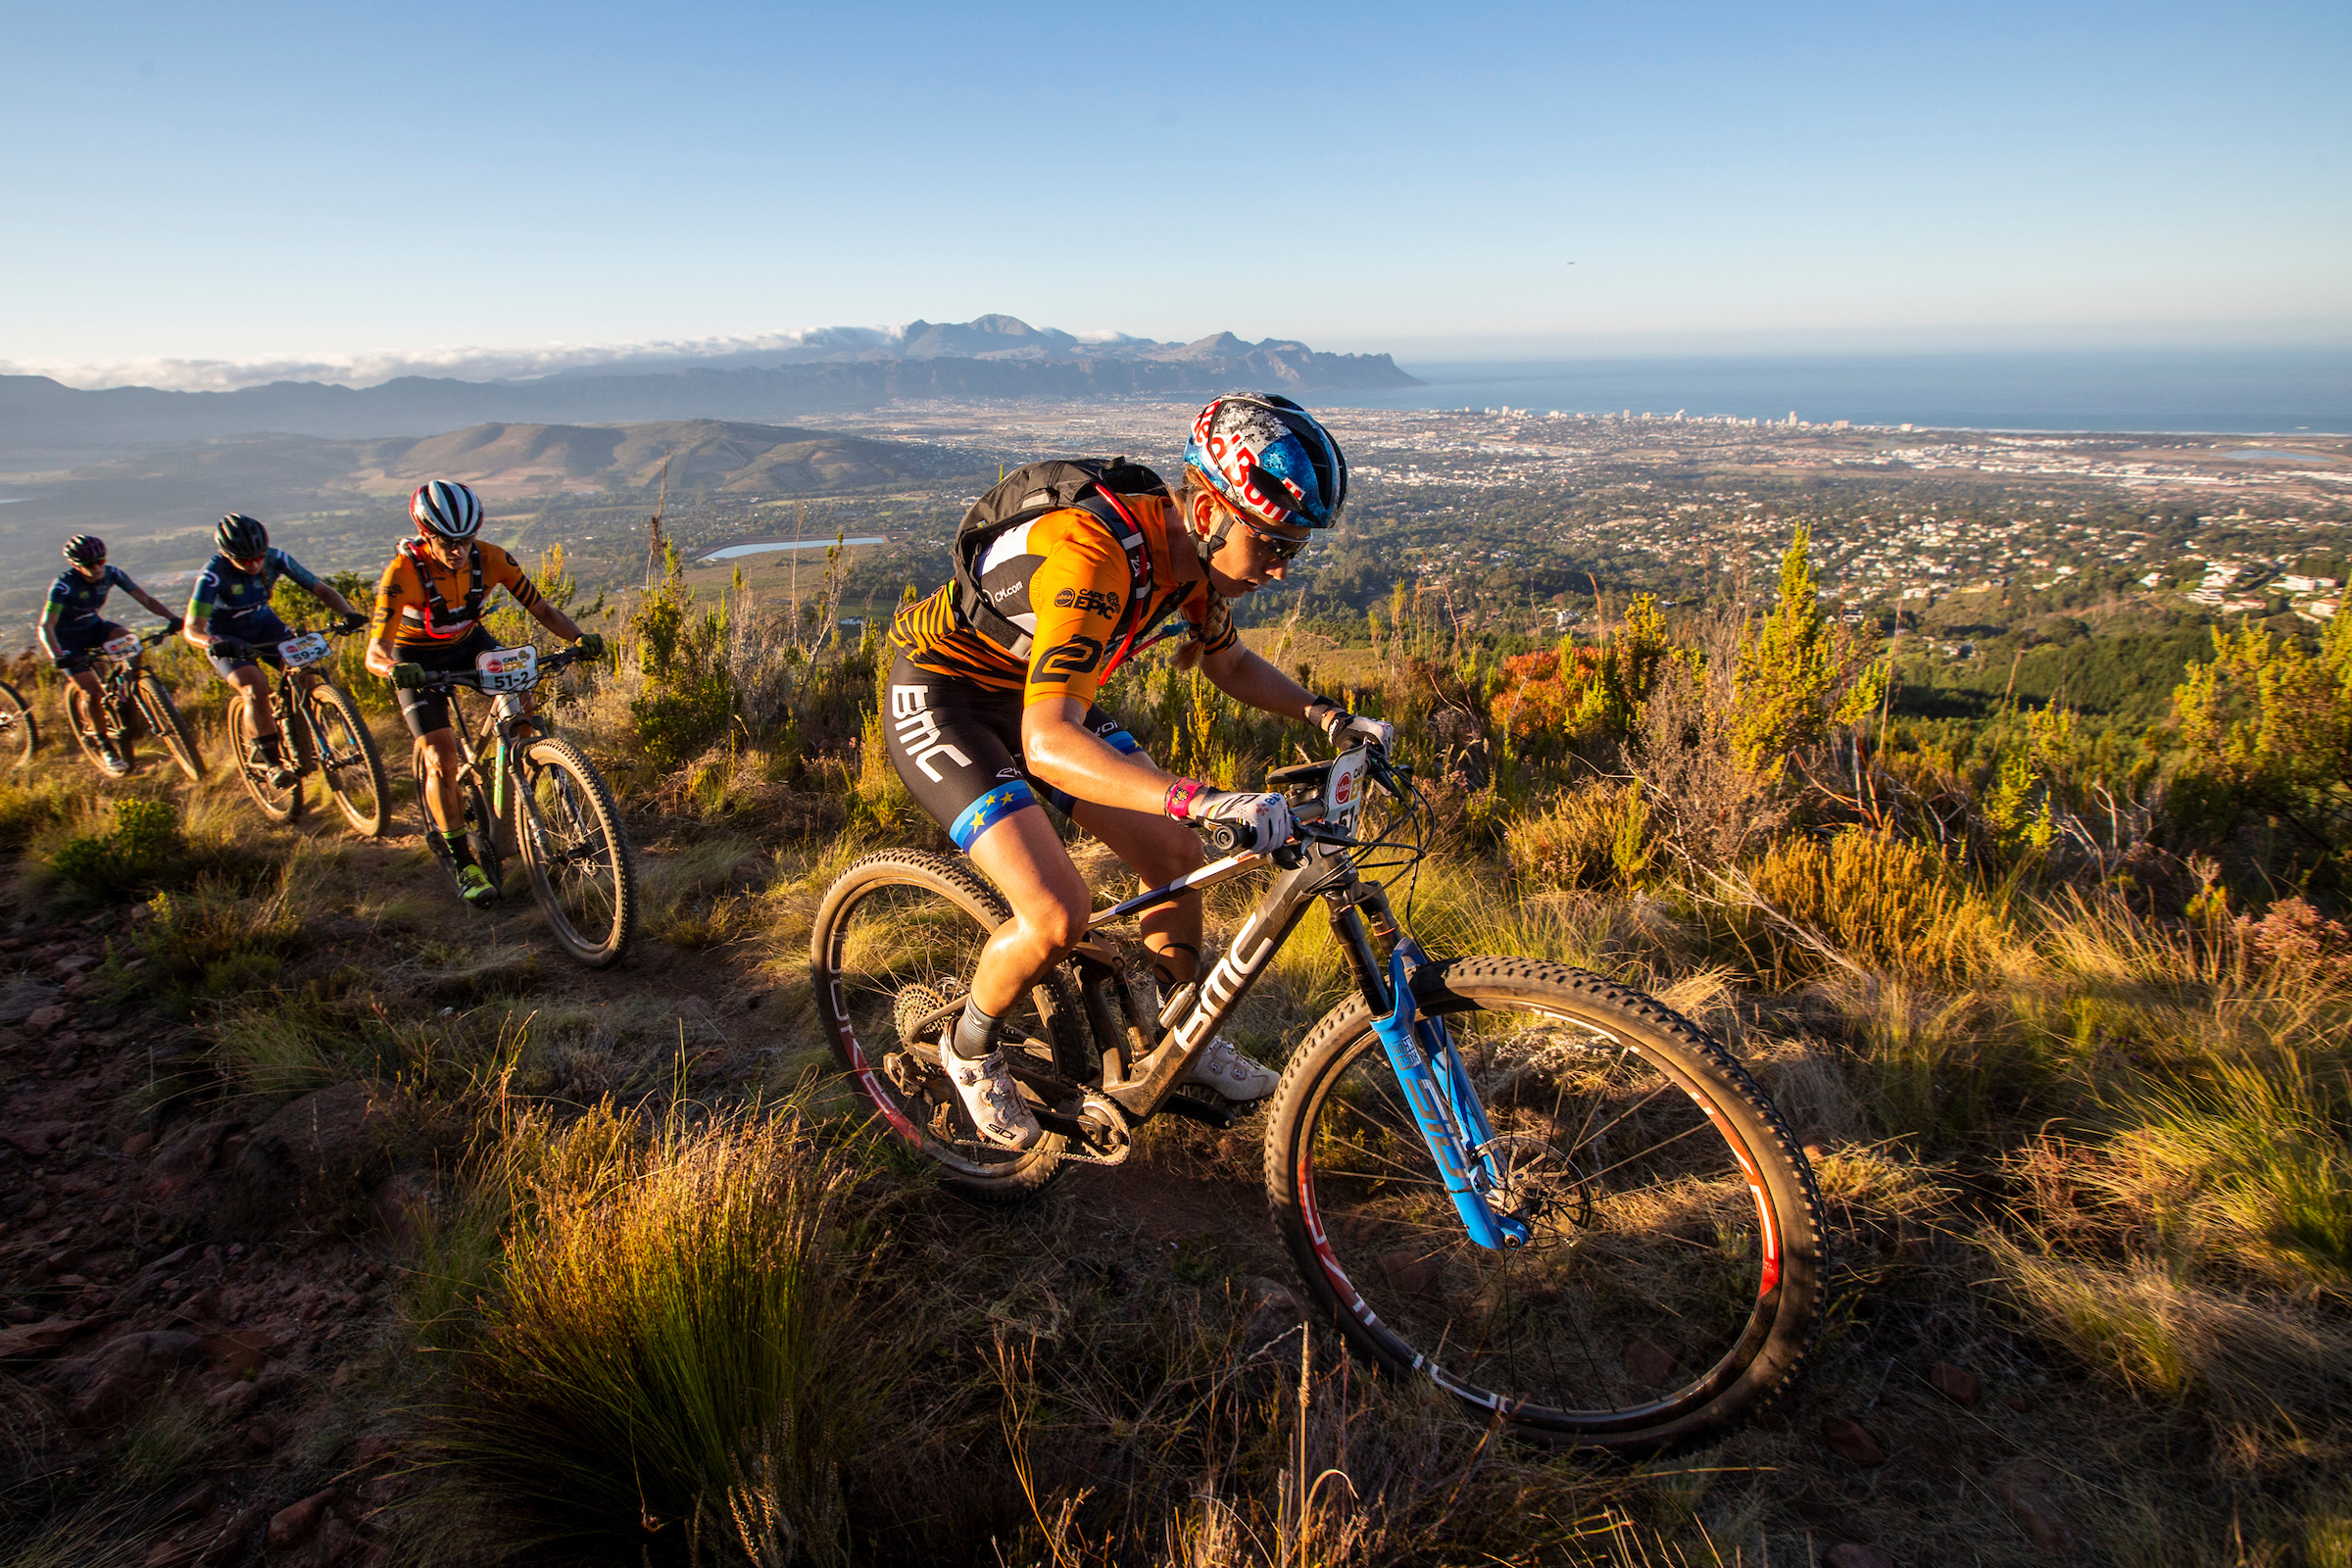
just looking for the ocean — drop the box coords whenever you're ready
[1308,348,2352,436]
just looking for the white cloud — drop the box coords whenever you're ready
[0,325,913,392]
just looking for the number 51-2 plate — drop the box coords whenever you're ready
[474,645,538,693]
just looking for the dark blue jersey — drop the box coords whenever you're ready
[43,564,141,632]
[187,549,321,639]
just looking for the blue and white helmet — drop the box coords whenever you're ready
[410,479,483,541]
[1184,393,1348,530]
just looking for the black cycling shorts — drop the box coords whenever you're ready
[395,629,498,739]
[883,653,1143,852]
[54,620,127,674]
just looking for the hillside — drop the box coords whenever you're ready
[0,324,1418,463]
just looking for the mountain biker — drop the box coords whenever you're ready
[37,535,181,775]
[184,514,364,788]
[885,393,1392,1150]
[363,480,603,906]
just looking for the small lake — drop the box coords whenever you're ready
[2227,448,2336,464]
[699,536,887,564]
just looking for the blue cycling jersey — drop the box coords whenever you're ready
[44,564,142,634]
[187,549,322,640]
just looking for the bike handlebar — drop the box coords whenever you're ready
[208,619,367,664]
[1190,741,1404,857]
[401,645,593,694]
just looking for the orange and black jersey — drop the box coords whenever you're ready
[370,540,544,650]
[889,493,1237,710]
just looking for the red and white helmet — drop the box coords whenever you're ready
[1183,393,1348,530]
[410,479,483,541]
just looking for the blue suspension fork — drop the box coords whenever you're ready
[1368,941,1531,1251]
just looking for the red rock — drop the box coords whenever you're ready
[3,1122,72,1156]
[242,1422,275,1454]
[23,1004,70,1038]
[199,1330,270,1374]
[1993,1459,2088,1554]
[206,1379,259,1417]
[1825,1547,1894,1568]
[55,953,99,974]
[173,1287,223,1324]
[268,1489,336,1550]
[2001,1394,2032,1413]
[1377,1250,1441,1295]
[68,1329,204,1420]
[0,1314,106,1355]
[1624,1338,1677,1386]
[1821,1416,1887,1465]
[1929,1361,1984,1407]
[121,1131,155,1158]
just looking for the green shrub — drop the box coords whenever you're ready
[51,798,183,902]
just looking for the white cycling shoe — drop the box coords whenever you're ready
[1183,1036,1280,1103]
[941,1037,1043,1152]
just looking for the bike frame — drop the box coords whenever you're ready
[414,651,580,830]
[74,630,171,742]
[1033,751,1533,1250]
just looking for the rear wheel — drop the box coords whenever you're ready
[510,735,637,967]
[227,703,301,821]
[1264,956,1826,1453]
[413,746,501,903]
[0,680,39,764]
[810,849,1088,1204]
[136,671,206,781]
[307,683,389,836]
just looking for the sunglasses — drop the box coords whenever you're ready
[1218,497,1312,562]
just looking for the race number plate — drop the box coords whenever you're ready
[101,633,141,659]
[474,645,538,693]
[276,631,331,667]
[1324,747,1370,830]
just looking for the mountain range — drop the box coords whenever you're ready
[1,318,1417,463]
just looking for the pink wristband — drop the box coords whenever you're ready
[1165,777,1205,820]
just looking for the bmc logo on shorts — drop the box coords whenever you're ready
[1052,587,1121,619]
[889,685,972,783]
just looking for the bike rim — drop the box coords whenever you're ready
[312,698,381,829]
[1295,1001,1785,1431]
[821,873,1065,1179]
[518,758,620,949]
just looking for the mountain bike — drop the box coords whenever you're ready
[64,629,204,781]
[0,678,37,766]
[215,626,392,837]
[402,644,638,967]
[812,743,1827,1452]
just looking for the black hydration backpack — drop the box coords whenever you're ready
[951,457,1170,662]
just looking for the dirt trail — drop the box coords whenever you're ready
[0,807,1308,1565]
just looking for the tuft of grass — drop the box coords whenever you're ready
[639,831,761,948]
[1738,829,2008,985]
[48,798,181,903]
[427,1098,892,1565]
[1987,1237,2352,1412]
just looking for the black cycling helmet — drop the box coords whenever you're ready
[63,534,107,565]
[217,514,269,558]
[410,479,484,541]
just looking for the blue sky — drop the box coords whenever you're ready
[4,0,2345,385]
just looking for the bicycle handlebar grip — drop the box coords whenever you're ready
[1202,821,1245,855]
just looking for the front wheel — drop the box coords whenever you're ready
[306,683,389,836]
[1264,956,1826,1453]
[136,672,206,781]
[227,702,301,821]
[510,735,637,967]
[0,680,39,764]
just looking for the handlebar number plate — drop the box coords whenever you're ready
[474,645,538,693]
[277,631,331,667]
[1325,748,1370,829]
[101,633,142,659]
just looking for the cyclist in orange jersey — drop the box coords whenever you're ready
[886,395,1391,1150]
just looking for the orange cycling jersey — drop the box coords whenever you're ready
[370,539,544,649]
[890,492,1238,710]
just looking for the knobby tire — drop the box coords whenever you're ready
[1262,956,1826,1454]
[510,735,637,967]
[308,683,389,837]
[138,672,206,782]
